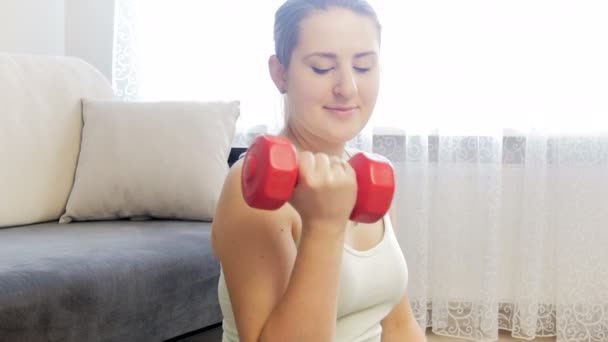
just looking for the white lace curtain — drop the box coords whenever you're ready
[113,1,608,341]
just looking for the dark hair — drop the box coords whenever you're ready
[274,0,381,67]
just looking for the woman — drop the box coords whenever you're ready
[211,1,427,341]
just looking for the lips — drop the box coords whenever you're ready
[324,106,358,118]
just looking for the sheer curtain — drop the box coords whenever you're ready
[113,1,608,341]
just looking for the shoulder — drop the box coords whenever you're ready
[211,158,297,260]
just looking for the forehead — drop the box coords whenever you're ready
[295,7,380,56]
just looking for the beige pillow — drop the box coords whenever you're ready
[59,99,239,223]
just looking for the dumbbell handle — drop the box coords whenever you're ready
[241,135,394,223]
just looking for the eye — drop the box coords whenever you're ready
[312,67,333,75]
[354,66,372,73]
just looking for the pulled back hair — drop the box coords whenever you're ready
[273,0,381,67]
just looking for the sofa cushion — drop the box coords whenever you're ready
[0,53,112,228]
[0,54,114,228]
[0,220,222,342]
[59,99,240,224]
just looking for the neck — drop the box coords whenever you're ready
[279,124,347,158]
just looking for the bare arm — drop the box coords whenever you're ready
[212,154,355,342]
[260,221,344,341]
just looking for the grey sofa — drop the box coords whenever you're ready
[0,220,222,342]
[0,54,242,342]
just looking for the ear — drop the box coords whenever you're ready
[268,55,287,94]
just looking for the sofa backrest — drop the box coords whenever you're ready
[0,53,114,228]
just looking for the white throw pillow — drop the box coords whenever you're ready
[59,99,240,223]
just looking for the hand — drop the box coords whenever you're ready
[288,151,357,234]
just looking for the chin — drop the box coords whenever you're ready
[325,127,361,143]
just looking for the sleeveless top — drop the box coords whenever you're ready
[218,148,409,341]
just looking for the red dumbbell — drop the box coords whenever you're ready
[241,135,395,223]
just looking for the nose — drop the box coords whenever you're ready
[333,67,358,100]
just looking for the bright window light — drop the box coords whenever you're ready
[125,0,608,134]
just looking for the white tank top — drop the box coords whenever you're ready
[217,213,409,342]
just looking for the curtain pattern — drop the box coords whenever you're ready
[373,133,608,341]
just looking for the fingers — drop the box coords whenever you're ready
[298,151,315,177]
[329,156,350,175]
[298,152,318,180]
[298,151,353,181]
[291,150,358,225]
[315,153,331,176]
[329,155,341,170]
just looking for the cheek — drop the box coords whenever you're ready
[359,75,380,105]
[291,74,329,107]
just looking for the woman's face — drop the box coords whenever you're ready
[280,7,381,144]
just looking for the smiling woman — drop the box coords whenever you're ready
[209,1,427,341]
[269,4,381,153]
[113,1,608,341]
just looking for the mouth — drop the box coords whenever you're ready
[324,106,359,118]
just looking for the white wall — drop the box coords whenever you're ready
[0,0,115,81]
[65,0,115,81]
[0,0,65,55]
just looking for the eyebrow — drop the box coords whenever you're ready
[303,51,377,60]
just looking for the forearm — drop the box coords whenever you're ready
[260,223,344,342]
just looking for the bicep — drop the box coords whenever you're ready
[212,162,297,342]
[219,225,296,342]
